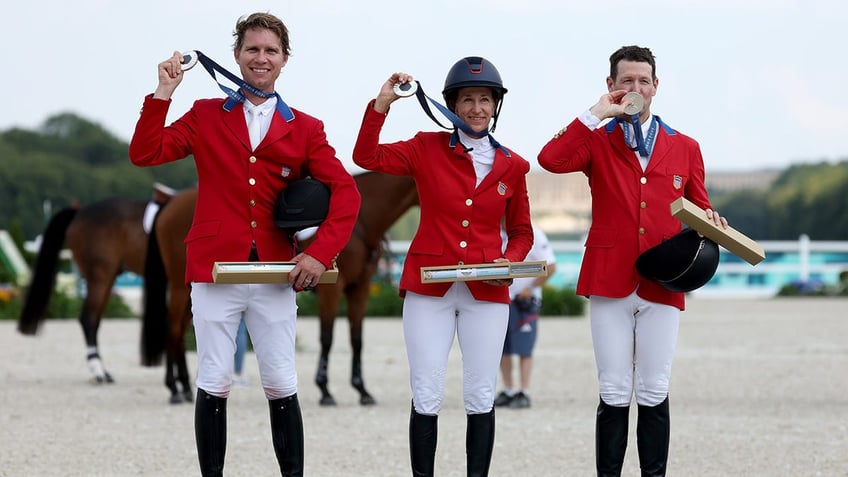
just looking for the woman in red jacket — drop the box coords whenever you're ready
[538,45,727,476]
[353,57,533,476]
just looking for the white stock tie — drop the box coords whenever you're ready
[247,106,262,150]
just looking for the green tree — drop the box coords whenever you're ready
[712,189,770,239]
[0,113,197,238]
[712,160,848,240]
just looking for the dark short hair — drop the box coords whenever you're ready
[233,12,291,56]
[609,45,656,80]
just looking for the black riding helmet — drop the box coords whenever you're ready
[273,178,331,235]
[442,56,508,132]
[635,228,720,293]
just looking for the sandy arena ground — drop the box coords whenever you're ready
[1,297,847,476]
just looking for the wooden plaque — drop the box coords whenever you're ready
[420,260,548,283]
[670,197,765,265]
[212,262,339,284]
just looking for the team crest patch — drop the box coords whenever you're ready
[281,166,292,178]
[673,175,682,189]
[498,182,508,195]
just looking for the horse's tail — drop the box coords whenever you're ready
[140,213,167,366]
[18,207,78,335]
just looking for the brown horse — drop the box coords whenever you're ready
[18,197,159,383]
[312,171,418,405]
[143,188,196,404]
[143,171,418,405]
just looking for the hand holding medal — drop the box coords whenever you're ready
[181,50,199,71]
[393,80,418,97]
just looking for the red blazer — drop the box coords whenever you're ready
[353,101,533,304]
[129,95,361,284]
[538,117,712,310]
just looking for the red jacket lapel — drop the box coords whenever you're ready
[257,113,293,152]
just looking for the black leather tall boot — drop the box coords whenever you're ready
[409,404,438,477]
[637,396,670,477]
[466,409,495,477]
[596,397,629,477]
[269,393,305,477]
[195,388,227,477]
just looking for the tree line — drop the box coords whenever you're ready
[1,113,846,247]
[0,113,197,245]
[709,161,848,240]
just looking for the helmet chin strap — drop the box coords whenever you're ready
[489,99,504,133]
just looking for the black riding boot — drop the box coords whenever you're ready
[596,397,629,477]
[269,394,305,477]
[409,405,438,477]
[195,388,227,477]
[637,396,670,477]
[466,409,496,477]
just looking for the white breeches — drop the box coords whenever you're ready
[403,283,509,415]
[589,291,680,407]
[191,282,298,400]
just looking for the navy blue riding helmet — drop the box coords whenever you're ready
[635,228,720,293]
[441,56,508,132]
[273,178,331,236]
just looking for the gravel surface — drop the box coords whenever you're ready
[2,297,847,476]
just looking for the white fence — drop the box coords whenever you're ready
[388,235,848,298]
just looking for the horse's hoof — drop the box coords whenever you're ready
[360,394,377,406]
[319,396,337,406]
[90,375,114,385]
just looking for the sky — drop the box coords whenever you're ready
[2,0,845,174]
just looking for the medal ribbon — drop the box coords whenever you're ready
[622,115,658,158]
[408,81,507,153]
[189,50,295,122]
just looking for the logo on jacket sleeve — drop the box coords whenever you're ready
[281,166,292,178]
[673,175,682,190]
[498,182,508,195]
[553,126,567,138]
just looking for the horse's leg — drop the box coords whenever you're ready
[79,280,114,384]
[165,286,193,404]
[316,312,337,406]
[315,287,342,406]
[164,351,192,405]
[347,285,376,405]
[161,349,181,403]
[176,348,193,403]
[174,290,194,403]
[163,321,180,403]
[163,356,180,404]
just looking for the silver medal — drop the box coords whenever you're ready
[393,81,418,97]
[181,50,199,71]
[623,92,644,115]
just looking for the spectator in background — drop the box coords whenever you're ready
[232,318,250,387]
[495,224,557,409]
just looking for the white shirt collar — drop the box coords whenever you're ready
[457,129,494,153]
[243,96,278,116]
